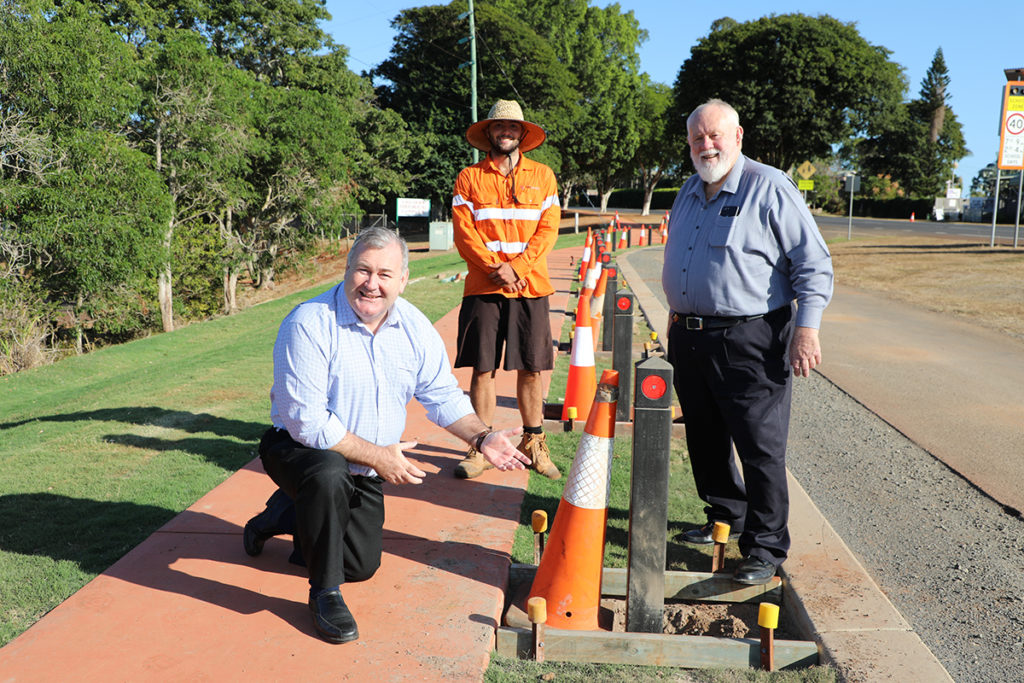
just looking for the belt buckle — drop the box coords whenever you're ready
[685,316,704,330]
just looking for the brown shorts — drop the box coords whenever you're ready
[455,295,554,372]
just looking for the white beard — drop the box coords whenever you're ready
[693,150,735,185]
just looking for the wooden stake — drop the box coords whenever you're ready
[532,510,548,565]
[527,597,547,662]
[711,521,730,573]
[563,406,577,432]
[758,602,779,671]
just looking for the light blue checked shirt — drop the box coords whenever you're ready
[662,154,833,329]
[269,284,474,477]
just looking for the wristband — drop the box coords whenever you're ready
[473,429,492,452]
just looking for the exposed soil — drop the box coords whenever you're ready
[602,597,798,640]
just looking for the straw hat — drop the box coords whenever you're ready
[465,100,547,153]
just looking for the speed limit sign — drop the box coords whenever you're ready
[998,81,1024,170]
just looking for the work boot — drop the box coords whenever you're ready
[518,432,561,480]
[454,445,492,479]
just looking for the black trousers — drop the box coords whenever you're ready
[667,305,794,565]
[258,428,385,589]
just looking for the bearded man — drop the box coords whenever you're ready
[449,100,562,481]
[661,99,834,585]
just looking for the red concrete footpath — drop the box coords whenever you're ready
[0,248,579,682]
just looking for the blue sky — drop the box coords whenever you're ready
[323,1,1020,194]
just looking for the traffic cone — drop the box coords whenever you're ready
[590,268,609,351]
[637,224,647,247]
[617,226,628,250]
[582,241,601,291]
[561,295,597,422]
[578,228,592,282]
[910,212,915,223]
[531,369,619,630]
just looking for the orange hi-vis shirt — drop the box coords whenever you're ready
[452,154,560,299]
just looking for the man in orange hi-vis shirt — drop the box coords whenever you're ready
[451,100,561,480]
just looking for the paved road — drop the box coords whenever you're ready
[814,214,1023,245]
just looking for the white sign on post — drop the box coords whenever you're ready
[396,197,431,218]
[998,81,1024,170]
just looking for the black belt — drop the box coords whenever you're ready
[671,311,766,330]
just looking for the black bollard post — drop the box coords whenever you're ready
[602,266,618,352]
[625,356,673,633]
[612,290,634,423]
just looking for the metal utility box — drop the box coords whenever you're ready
[429,221,454,250]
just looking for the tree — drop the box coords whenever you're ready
[859,47,967,197]
[630,80,678,215]
[373,2,575,211]
[133,29,254,331]
[491,0,648,210]
[559,3,646,212]
[672,14,906,174]
[1,0,170,353]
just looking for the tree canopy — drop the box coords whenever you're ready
[672,13,907,173]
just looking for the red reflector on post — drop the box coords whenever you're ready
[641,375,667,400]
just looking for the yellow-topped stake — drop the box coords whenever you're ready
[531,510,549,534]
[758,602,779,671]
[532,510,548,564]
[758,602,780,629]
[711,522,730,573]
[527,597,547,662]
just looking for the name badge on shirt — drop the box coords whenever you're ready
[720,206,739,217]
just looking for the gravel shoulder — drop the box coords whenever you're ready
[788,371,1024,683]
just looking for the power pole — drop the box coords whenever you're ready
[459,0,479,163]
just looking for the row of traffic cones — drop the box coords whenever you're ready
[600,210,670,250]
[531,212,669,631]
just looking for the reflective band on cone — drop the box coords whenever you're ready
[530,370,619,630]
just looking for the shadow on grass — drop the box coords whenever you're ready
[1,406,265,471]
[0,493,181,575]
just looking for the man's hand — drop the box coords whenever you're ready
[486,261,519,287]
[503,278,528,294]
[374,441,427,485]
[479,427,529,471]
[789,326,822,378]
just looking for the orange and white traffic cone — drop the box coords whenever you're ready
[590,268,609,351]
[578,228,592,282]
[582,240,601,292]
[617,226,628,250]
[637,224,647,247]
[561,295,597,422]
[909,212,915,223]
[531,369,619,630]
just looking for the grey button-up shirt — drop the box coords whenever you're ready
[661,155,833,329]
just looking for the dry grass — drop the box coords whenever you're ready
[826,235,1024,343]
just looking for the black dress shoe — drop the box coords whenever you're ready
[677,521,741,545]
[733,556,777,585]
[308,589,359,643]
[242,489,295,557]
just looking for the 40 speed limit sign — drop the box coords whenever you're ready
[998,81,1024,170]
